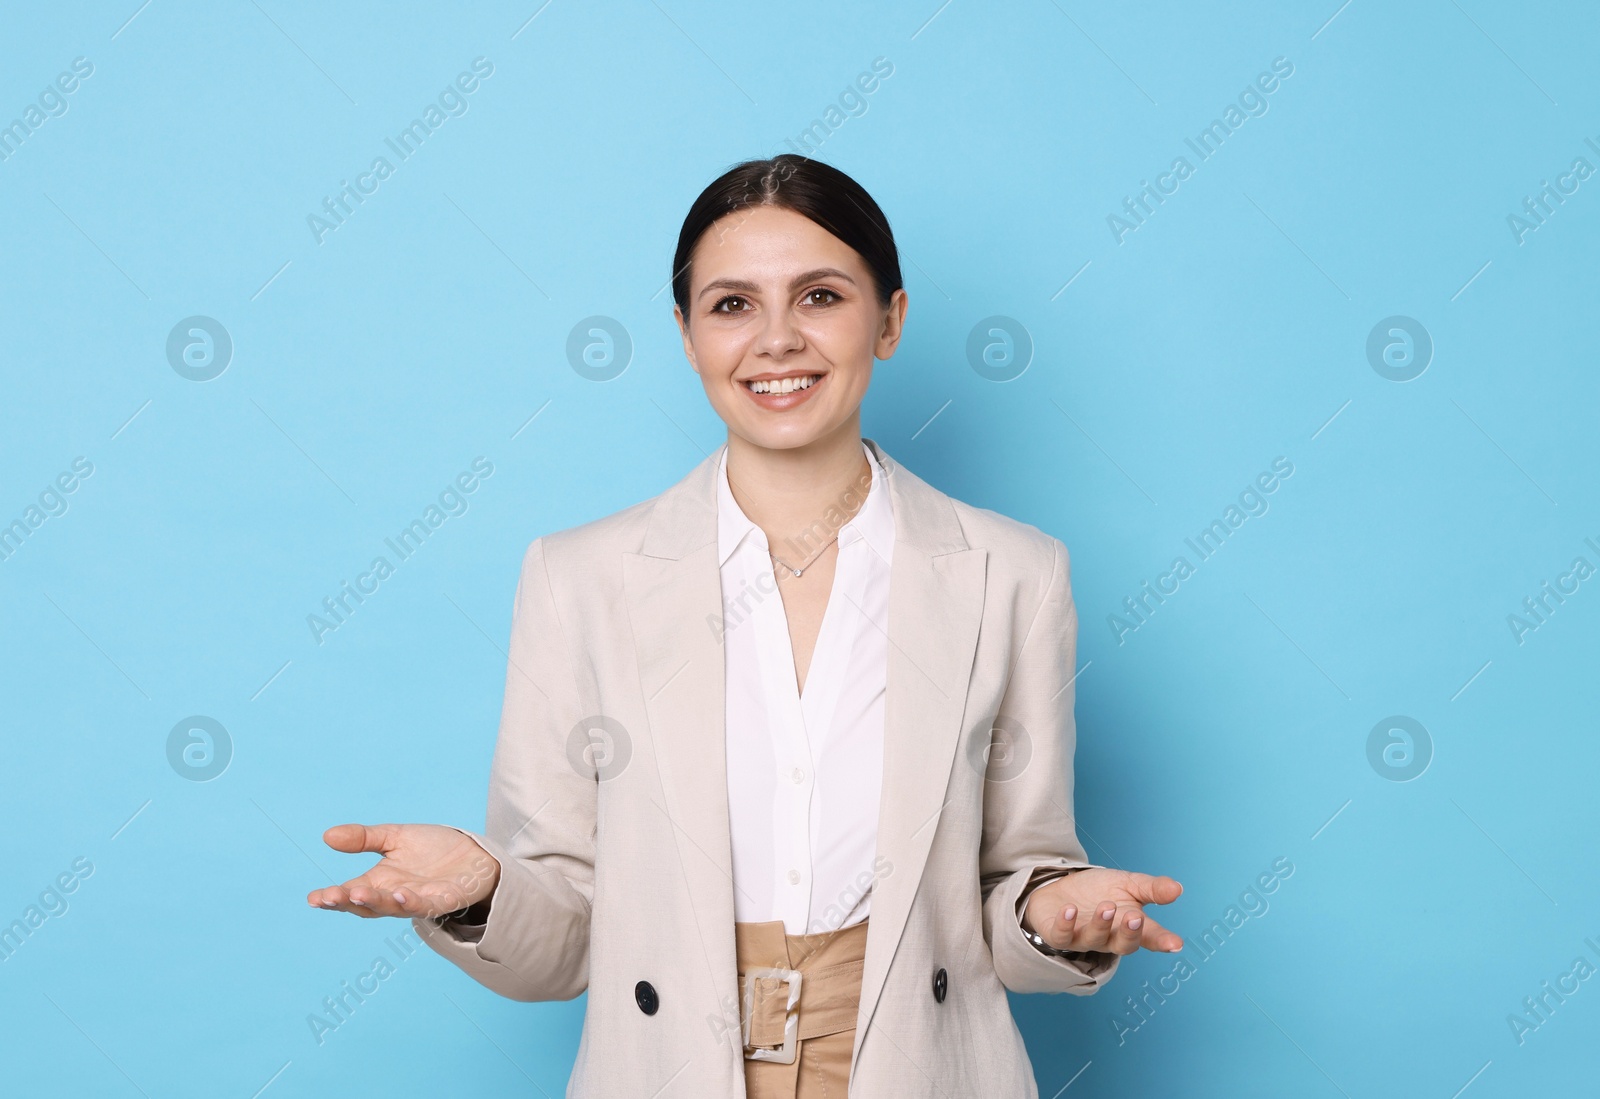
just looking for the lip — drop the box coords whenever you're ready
[737,370,825,412]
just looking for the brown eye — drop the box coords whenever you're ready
[804,288,840,306]
[712,295,748,314]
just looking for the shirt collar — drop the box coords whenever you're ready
[716,441,894,569]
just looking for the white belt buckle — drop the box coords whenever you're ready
[741,967,802,1064]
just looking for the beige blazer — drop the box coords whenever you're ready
[413,437,1120,1097]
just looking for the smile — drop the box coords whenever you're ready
[739,372,826,410]
[742,373,822,394]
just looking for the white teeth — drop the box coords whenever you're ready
[748,374,819,395]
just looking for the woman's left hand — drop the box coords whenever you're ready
[1021,868,1184,956]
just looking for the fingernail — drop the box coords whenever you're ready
[320,900,337,908]
[1128,916,1143,930]
[1100,907,1114,920]
[392,891,406,905]
[1061,906,1076,921]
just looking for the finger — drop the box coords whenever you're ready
[1034,901,1078,950]
[1064,901,1120,952]
[1136,913,1184,954]
[1105,907,1146,955]
[392,884,469,921]
[1031,902,1077,951]
[306,883,380,918]
[344,879,416,918]
[322,822,399,856]
[307,882,353,910]
[1119,873,1183,907]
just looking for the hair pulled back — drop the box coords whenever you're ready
[671,154,903,317]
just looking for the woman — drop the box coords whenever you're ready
[308,155,1184,1098]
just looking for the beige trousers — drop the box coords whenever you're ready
[736,917,868,1099]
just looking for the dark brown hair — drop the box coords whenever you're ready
[671,154,903,317]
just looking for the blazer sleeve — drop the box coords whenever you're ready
[410,537,595,1002]
[978,535,1121,995]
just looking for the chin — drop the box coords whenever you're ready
[732,420,837,452]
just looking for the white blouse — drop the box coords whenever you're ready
[716,441,894,937]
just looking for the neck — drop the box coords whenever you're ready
[724,419,872,564]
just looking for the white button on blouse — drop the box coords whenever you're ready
[717,441,894,937]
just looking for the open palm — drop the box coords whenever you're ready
[1022,867,1184,956]
[306,822,500,921]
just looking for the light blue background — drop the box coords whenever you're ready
[3,1,1597,1096]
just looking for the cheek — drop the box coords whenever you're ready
[690,329,746,376]
[805,314,876,366]
[830,340,878,394]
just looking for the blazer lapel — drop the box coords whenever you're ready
[852,439,987,1061]
[621,447,742,1048]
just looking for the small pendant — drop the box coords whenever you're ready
[792,568,802,577]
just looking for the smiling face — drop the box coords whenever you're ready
[674,204,907,453]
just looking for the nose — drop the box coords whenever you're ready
[756,304,804,358]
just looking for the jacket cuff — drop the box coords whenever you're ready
[991,860,1121,994]
[408,827,575,1000]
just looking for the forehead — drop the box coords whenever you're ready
[689,205,864,284]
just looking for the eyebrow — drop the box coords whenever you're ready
[696,267,857,302]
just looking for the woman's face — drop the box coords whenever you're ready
[674,204,907,453]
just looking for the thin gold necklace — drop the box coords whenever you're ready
[769,534,839,578]
[731,454,868,578]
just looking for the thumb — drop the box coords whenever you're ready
[1125,873,1183,906]
[322,822,399,856]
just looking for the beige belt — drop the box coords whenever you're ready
[735,918,868,1064]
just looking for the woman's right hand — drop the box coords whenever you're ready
[307,822,501,921]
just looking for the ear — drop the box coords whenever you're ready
[673,304,700,374]
[873,288,909,361]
